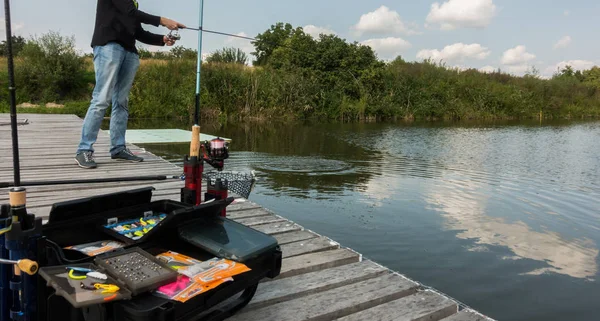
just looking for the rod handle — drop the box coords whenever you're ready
[9,187,26,207]
[190,125,201,157]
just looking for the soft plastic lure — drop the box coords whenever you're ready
[68,269,87,280]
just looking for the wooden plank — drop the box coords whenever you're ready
[335,291,457,321]
[227,208,271,219]
[0,164,181,177]
[235,214,286,227]
[280,236,339,258]
[248,260,389,310]
[273,230,319,245]
[253,221,302,235]
[228,273,418,321]
[227,201,262,212]
[278,248,360,279]
[0,179,184,195]
[0,181,184,204]
[441,311,491,321]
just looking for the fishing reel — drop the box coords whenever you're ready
[167,30,181,41]
[202,137,229,171]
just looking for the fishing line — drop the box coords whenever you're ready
[183,26,363,64]
[182,25,369,92]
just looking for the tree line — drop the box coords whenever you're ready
[1,24,599,121]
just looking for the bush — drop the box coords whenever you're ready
[207,47,248,65]
[15,31,88,102]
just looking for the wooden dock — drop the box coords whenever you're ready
[0,114,494,321]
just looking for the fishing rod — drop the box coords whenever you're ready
[0,175,184,189]
[4,0,21,188]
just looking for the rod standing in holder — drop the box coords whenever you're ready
[181,126,204,206]
[181,0,206,206]
[4,188,42,321]
[0,205,11,321]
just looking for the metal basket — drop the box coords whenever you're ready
[203,171,257,199]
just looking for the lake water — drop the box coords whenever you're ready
[131,119,600,321]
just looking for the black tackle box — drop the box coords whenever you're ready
[37,187,282,321]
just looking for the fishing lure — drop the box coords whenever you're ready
[67,267,93,273]
[87,272,107,280]
[69,269,87,280]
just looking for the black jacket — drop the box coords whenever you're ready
[91,0,165,53]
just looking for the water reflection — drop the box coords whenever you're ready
[423,169,598,280]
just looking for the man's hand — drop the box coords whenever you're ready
[160,17,186,30]
[163,35,176,46]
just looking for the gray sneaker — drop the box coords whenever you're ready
[112,148,143,162]
[75,151,97,169]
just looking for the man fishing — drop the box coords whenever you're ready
[75,0,186,169]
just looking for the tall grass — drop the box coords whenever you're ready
[2,43,600,121]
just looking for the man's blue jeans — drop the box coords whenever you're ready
[77,42,140,156]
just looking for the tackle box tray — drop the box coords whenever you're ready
[39,263,132,309]
[94,247,179,296]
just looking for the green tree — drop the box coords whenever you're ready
[0,36,26,56]
[583,66,600,86]
[15,31,87,102]
[170,46,197,59]
[207,47,248,65]
[251,22,298,66]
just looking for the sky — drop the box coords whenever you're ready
[1,0,600,77]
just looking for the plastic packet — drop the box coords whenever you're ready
[64,240,125,257]
[153,252,251,303]
[154,275,232,303]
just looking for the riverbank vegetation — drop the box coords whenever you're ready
[1,24,600,121]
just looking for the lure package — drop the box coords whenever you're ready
[153,252,251,303]
[64,240,125,257]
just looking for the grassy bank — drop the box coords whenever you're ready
[1,29,600,122]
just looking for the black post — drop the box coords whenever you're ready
[4,0,21,187]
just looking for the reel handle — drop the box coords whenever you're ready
[18,259,39,276]
[0,258,39,275]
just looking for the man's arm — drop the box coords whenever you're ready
[111,0,161,26]
[111,0,186,30]
[135,25,165,46]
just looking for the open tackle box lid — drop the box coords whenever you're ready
[47,187,156,224]
[45,186,233,246]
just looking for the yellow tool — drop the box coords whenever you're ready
[94,283,120,294]
[0,258,38,276]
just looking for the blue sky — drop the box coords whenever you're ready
[2,0,599,77]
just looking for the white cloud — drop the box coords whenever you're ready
[303,25,336,38]
[352,5,418,36]
[564,10,570,16]
[553,36,571,49]
[426,0,497,30]
[479,65,497,73]
[501,45,536,65]
[545,60,597,75]
[416,43,491,63]
[361,37,412,59]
